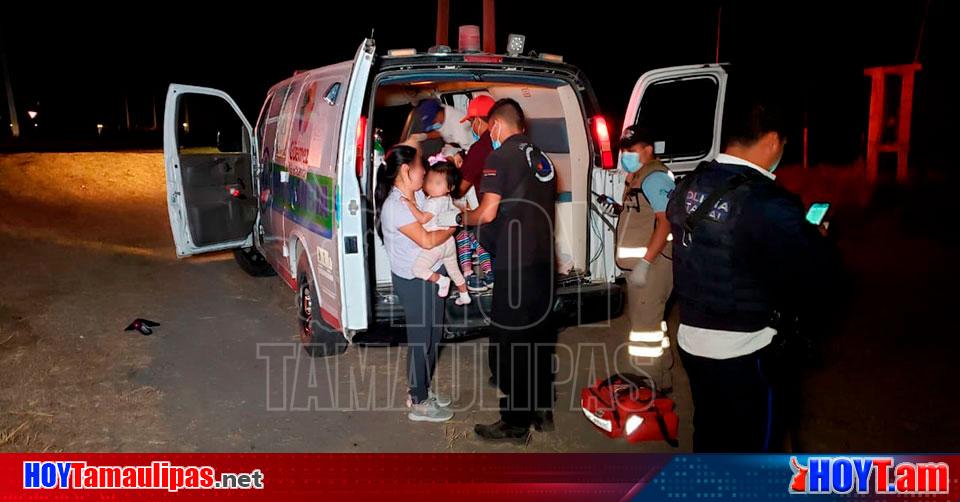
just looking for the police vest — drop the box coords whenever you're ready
[616,159,673,271]
[665,160,782,332]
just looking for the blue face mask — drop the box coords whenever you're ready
[427,122,442,132]
[769,152,783,174]
[491,123,502,150]
[620,152,642,173]
[471,129,481,142]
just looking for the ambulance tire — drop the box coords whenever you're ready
[233,247,276,277]
[296,254,348,358]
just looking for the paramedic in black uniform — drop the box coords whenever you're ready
[459,98,558,442]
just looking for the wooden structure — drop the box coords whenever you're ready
[864,63,921,183]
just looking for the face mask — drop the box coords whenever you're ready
[768,139,785,173]
[427,122,442,132]
[491,123,502,150]
[470,120,482,142]
[769,153,783,174]
[620,152,642,173]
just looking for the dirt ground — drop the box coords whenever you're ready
[0,153,169,451]
[1,152,958,452]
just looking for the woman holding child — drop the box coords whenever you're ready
[374,144,465,423]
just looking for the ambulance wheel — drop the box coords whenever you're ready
[297,254,348,358]
[233,247,276,277]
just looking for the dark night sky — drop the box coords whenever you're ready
[1,1,956,166]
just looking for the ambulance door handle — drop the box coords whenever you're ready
[348,199,359,216]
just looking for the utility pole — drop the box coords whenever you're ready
[0,36,19,138]
[436,0,450,47]
[483,0,496,53]
[124,93,131,130]
[715,5,722,64]
[151,94,158,131]
[914,0,931,64]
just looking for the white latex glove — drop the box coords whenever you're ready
[627,259,651,288]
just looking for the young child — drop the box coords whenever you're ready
[406,156,471,306]
[455,230,494,292]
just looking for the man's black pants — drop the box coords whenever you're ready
[491,324,557,428]
[679,343,781,452]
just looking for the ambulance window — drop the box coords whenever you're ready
[527,118,569,154]
[323,82,342,106]
[275,81,304,164]
[262,84,291,163]
[176,94,248,154]
[634,76,719,162]
[255,93,273,152]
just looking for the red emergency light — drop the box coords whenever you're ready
[356,116,367,179]
[593,116,615,169]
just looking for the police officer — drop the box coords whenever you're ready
[666,87,829,452]
[460,98,558,442]
[611,125,676,392]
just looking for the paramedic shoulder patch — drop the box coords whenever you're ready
[521,142,555,183]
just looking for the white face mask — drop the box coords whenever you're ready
[769,138,785,173]
[769,151,784,173]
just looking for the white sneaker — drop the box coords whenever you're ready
[429,390,452,407]
[408,398,454,422]
[436,276,451,297]
[406,391,452,408]
[455,291,471,306]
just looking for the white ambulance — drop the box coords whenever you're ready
[163,38,727,356]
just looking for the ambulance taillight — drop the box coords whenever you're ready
[356,116,367,179]
[593,116,614,169]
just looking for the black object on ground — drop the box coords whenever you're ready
[125,318,160,336]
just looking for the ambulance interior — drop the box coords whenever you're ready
[367,77,597,291]
[173,94,258,248]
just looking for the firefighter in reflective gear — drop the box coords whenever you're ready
[612,125,677,392]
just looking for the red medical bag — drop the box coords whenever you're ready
[580,373,679,446]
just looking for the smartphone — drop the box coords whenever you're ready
[596,194,617,205]
[806,202,831,225]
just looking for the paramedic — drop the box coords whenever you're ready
[611,125,676,392]
[460,98,558,442]
[409,99,445,158]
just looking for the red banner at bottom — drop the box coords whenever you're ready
[2,453,958,501]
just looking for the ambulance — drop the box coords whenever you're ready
[163,38,727,356]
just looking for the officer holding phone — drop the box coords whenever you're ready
[665,85,832,452]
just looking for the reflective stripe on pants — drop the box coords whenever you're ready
[625,255,674,389]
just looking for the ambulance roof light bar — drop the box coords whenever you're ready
[539,53,564,63]
[386,48,418,57]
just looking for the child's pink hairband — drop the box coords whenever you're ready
[427,154,447,166]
